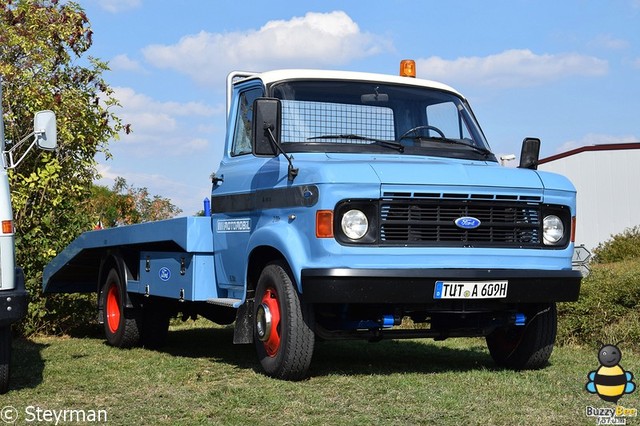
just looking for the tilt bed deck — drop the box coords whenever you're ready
[43,217,216,299]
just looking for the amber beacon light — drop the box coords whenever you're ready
[400,59,416,77]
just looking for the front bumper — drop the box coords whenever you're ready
[301,268,581,304]
[0,268,28,328]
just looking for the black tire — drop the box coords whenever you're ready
[486,303,557,370]
[254,262,314,380]
[100,268,141,348]
[141,300,170,349]
[0,326,11,394]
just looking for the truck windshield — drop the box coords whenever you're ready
[270,80,495,161]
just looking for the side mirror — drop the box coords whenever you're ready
[34,110,57,151]
[519,137,540,170]
[252,98,281,157]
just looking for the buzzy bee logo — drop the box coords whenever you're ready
[585,344,637,424]
[587,344,636,403]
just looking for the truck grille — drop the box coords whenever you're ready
[379,198,541,247]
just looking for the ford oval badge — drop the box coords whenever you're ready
[159,267,171,282]
[455,217,481,229]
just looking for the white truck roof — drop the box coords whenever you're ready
[255,69,461,95]
[226,68,464,120]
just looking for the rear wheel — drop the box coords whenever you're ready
[100,268,141,348]
[0,326,11,394]
[254,262,314,380]
[486,303,557,370]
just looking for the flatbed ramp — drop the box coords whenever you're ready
[43,217,214,294]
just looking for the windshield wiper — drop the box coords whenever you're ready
[402,136,493,157]
[308,134,404,153]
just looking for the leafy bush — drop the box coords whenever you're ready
[592,226,640,264]
[2,0,122,335]
[557,258,640,351]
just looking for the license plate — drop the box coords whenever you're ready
[433,280,508,299]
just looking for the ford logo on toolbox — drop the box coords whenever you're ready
[455,216,481,229]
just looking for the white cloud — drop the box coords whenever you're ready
[123,111,177,133]
[416,49,608,89]
[97,165,187,191]
[556,133,638,153]
[96,86,222,215]
[142,11,390,86]
[114,86,218,118]
[109,54,146,73]
[184,138,209,151]
[111,86,221,153]
[95,165,204,215]
[95,0,141,13]
[589,34,629,50]
[95,164,118,182]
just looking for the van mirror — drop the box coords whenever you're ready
[252,98,281,157]
[34,110,57,151]
[519,137,540,170]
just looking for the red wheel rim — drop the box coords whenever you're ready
[261,287,281,357]
[106,283,121,334]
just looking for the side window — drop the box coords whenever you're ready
[426,102,471,140]
[231,87,263,156]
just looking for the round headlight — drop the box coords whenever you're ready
[341,209,369,240]
[543,215,564,245]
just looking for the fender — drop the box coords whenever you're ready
[246,221,309,293]
[97,250,136,310]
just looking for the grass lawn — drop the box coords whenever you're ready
[4,321,639,425]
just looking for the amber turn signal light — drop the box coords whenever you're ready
[2,220,13,234]
[316,210,334,238]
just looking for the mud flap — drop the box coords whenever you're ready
[233,300,254,344]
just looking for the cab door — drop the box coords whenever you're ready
[211,81,264,293]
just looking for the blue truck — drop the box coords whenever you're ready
[43,62,581,380]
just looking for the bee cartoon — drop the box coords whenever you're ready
[586,344,636,403]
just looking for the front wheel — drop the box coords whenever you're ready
[486,303,557,370]
[254,262,314,380]
[0,326,11,394]
[100,268,141,348]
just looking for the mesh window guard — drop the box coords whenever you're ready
[281,100,395,143]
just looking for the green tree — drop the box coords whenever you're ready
[89,177,182,228]
[1,0,123,334]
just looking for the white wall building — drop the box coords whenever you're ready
[538,143,640,250]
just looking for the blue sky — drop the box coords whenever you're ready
[78,0,640,215]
